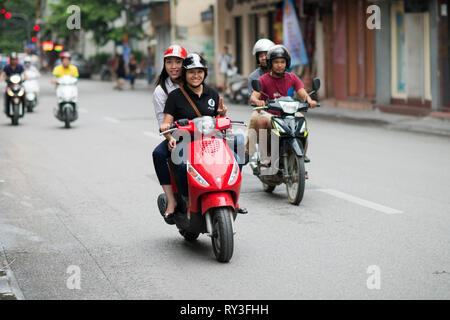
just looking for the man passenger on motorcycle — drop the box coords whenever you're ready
[245,39,275,165]
[159,53,246,224]
[51,52,79,85]
[249,45,317,174]
[0,52,28,114]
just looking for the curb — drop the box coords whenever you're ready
[0,246,25,300]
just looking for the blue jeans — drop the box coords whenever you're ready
[152,140,171,185]
[147,66,154,84]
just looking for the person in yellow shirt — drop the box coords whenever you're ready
[51,52,79,84]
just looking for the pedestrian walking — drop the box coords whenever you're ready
[217,46,234,94]
[127,53,138,90]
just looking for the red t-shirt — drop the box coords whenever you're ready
[259,72,304,101]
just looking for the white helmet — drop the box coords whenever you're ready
[252,39,275,56]
[24,56,32,64]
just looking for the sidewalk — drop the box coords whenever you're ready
[307,104,450,137]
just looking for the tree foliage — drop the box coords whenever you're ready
[0,0,37,54]
[45,0,144,47]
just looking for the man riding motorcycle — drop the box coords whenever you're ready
[0,52,28,114]
[51,52,79,85]
[249,45,317,174]
[245,39,275,165]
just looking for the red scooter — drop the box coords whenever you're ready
[158,116,243,263]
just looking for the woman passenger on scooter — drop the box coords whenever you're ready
[152,45,187,224]
[160,53,246,223]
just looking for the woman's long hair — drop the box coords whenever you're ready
[155,65,169,95]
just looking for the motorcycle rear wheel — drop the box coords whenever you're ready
[285,152,305,205]
[211,207,234,263]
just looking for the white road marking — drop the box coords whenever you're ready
[0,180,5,183]
[315,188,403,214]
[143,131,162,140]
[2,192,15,198]
[103,116,120,124]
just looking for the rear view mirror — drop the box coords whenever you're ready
[312,78,321,91]
[251,80,261,92]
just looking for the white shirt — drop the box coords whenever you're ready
[218,54,233,74]
[152,77,180,127]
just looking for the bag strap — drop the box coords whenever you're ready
[179,86,202,117]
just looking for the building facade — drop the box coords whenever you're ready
[214,0,449,114]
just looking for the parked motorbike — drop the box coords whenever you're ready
[55,75,78,128]
[157,116,244,263]
[4,74,25,125]
[100,64,112,81]
[23,69,40,112]
[248,78,321,205]
[225,66,248,105]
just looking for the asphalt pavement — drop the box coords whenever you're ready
[0,75,449,299]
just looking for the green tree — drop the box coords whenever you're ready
[45,0,144,48]
[0,0,37,54]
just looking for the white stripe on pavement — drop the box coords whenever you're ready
[315,188,403,214]
[103,116,120,124]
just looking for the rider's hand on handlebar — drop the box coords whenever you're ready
[160,122,172,132]
[307,98,318,108]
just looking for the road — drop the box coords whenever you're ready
[1,75,449,299]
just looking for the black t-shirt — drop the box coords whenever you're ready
[2,64,24,77]
[164,84,219,121]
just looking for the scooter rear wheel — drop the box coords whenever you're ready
[211,207,234,263]
[179,230,199,242]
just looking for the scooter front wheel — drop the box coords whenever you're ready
[64,108,71,128]
[211,207,234,263]
[285,152,305,205]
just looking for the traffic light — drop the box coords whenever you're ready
[4,11,11,19]
[33,24,39,32]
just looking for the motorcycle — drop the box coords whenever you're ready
[55,75,78,128]
[23,69,40,112]
[248,78,321,205]
[225,66,248,105]
[4,74,25,125]
[157,116,244,263]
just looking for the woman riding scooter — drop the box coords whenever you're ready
[152,44,188,224]
[158,53,246,224]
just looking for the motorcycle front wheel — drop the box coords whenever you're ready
[285,151,305,205]
[64,108,71,128]
[211,207,234,263]
[11,104,19,126]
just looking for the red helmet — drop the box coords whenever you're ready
[164,45,187,59]
[60,52,72,59]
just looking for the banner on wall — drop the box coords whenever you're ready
[282,0,309,66]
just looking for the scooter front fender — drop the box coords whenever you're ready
[201,192,235,215]
[290,138,304,157]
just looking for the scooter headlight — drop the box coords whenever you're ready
[17,88,25,97]
[6,88,14,97]
[278,101,299,114]
[228,158,240,185]
[187,161,210,187]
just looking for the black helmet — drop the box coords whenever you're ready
[266,45,291,71]
[182,53,208,81]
